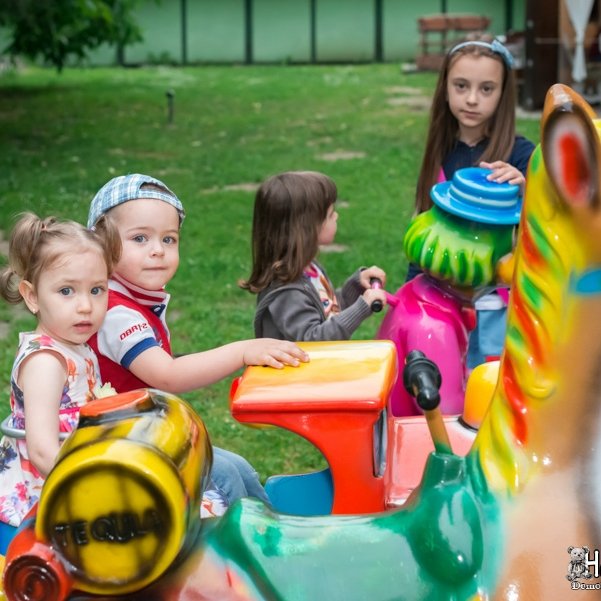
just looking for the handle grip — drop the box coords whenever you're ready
[403,350,441,411]
[369,277,383,313]
[403,350,452,454]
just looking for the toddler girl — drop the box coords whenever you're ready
[241,171,387,340]
[0,213,119,533]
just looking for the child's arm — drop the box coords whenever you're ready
[19,352,65,477]
[264,287,384,342]
[127,338,309,394]
[338,266,387,308]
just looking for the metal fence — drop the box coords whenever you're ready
[77,0,525,67]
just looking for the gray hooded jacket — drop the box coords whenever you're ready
[254,264,373,341]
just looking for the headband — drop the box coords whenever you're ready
[449,39,514,69]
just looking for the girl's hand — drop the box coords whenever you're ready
[360,266,386,289]
[243,339,310,369]
[480,161,526,192]
[362,288,387,310]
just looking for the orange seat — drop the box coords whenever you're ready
[230,340,397,514]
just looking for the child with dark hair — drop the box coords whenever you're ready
[241,170,387,341]
[409,37,535,367]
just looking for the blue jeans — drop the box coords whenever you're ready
[466,307,507,369]
[210,446,270,504]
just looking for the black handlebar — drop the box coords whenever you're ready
[402,350,442,412]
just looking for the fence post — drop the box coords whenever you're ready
[310,0,317,63]
[180,0,187,65]
[245,0,253,64]
[374,0,383,62]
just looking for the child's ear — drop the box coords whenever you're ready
[19,280,39,315]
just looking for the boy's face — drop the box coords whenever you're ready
[110,199,180,290]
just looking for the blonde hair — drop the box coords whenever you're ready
[0,213,121,306]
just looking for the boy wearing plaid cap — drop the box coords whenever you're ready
[87,174,309,504]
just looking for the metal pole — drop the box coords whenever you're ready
[181,0,188,65]
[374,0,383,62]
[166,90,175,124]
[245,0,253,64]
[505,0,514,32]
[310,0,317,63]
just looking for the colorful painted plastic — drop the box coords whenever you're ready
[3,389,212,599]
[378,167,517,416]
[384,350,492,506]
[233,343,487,512]
[377,274,476,416]
[3,84,601,600]
[431,166,522,224]
[231,340,397,514]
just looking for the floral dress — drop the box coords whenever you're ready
[0,333,99,526]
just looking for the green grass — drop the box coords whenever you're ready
[0,63,541,481]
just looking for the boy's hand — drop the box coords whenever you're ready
[360,266,386,289]
[243,339,310,369]
[480,161,526,192]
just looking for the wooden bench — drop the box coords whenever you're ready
[416,13,491,71]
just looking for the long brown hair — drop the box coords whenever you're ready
[240,171,337,293]
[414,39,517,213]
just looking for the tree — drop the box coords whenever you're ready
[0,0,144,71]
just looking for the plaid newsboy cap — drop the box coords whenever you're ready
[87,173,185,228]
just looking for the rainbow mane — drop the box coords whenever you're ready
[471,147,582,494]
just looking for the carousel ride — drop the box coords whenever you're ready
[2,83,601,600]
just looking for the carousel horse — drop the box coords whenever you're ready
[3,83,601,600]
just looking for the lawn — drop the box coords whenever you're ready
[0,63,541,480]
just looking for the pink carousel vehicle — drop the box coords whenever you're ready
[377,166,519,417]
